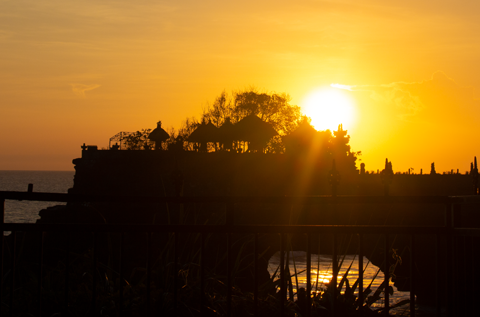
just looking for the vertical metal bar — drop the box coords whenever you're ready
[0,197,3,224]
[92,232,97,315]
[445,201,454,317]
[332,234,338,317]
[254,233,258,317]
[64,232,70,317]
[146,232,151,316]
[446,206,453,317]
[174,232,178,316]
[465,235,473,316]
[227,232,232,317]
[226,201,234,226]
[10,231,16,317]
[453,203,463,317]
[306,233,311,317]
[0,198,4,310]
[119,233,124,317]
[280,233,285,316]
[445,202,452,228]
[436,234,441,317]
[384,234,389,316]
[358,234,364,312]
[410,234,415,317]
[200,233,205,315]
[38,231,44,317]
[226,201,234,317]
[462,235,467,317]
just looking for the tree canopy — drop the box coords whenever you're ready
[202,89,302,136]
[113,88,359,172]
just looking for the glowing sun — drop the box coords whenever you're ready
[302,87,356,131]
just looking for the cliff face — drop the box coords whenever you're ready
[71,149,474,198]
[71,149,335,198]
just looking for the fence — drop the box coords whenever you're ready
[1,191,480,316]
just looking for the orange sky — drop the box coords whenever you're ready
[1,0,479,172]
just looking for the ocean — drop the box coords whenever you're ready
[0,170,413,315]
[0,170,74,223]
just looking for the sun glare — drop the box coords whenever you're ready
[302,87,356,132]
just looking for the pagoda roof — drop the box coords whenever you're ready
[148,123,170,142]
[234,114,277,142]
[188,120,219,142]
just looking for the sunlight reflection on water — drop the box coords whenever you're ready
[268,251,412,315]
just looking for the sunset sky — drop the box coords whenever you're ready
[1,0,479,172]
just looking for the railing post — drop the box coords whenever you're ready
[410,234,416,317]
[173,232,178,316]
[0,197,4,309]
[200,233,205,315]
[227,232,232,317]
[38,231,44,317]
[119,233,125,317]
[452,202,464,317]
[64,232,70,317]
[465,235,473,316]
[358,234,364,312]
[445,203,453,317]
[10,231,16,317]
[226,201,234,227]
[306,233,311,317]
[280,233,286,316]
[435,234,441,317]
[332,234,338,317]
[225,200,234,317]
[92,232,98,315]
[254,233,259,317]
[146,232,152,317]
[384,234,389,316]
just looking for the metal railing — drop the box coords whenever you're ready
[1,191,479,316]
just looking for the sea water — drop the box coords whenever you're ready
[268,251,412,315]
[0,170,74,223]
[0,170,412,315]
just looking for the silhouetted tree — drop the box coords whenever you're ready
[199,88,303,152]
[122,129,152,150]
[166,117,199,151]
[233,90,301,135]
[149,89,358,169]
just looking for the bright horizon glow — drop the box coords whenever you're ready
[302,88,356,132]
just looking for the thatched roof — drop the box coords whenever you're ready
[217,117,237,144]
[188,120,219,143]
[234,114,277,143]
[282,120,317,145]
[148,122,170,142]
